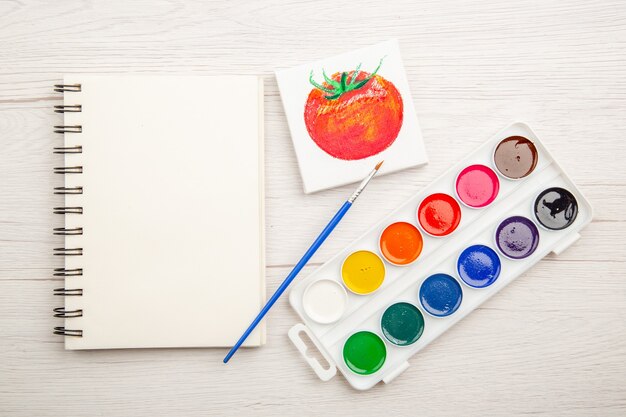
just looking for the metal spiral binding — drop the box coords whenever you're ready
[53,227,83,235]
[54,145,82,154]
[54,84,81,92]
[53,83,84,338]
[54,248,83,256]
[54,125,82,133]
[54,166,83,174]
[54,268,83,277]
[54,105,82,113]
[53,327,83,337]
[54,288,83,296]
[53,206,83,214]
[53,307,83,318]
[54,186,83,195]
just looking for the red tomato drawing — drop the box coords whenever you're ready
[304,61,403,161]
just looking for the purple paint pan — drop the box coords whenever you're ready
[495,216,540,259]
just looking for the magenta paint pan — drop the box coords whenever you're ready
[455,164,500,208]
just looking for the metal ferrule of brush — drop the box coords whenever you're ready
[348,167,379,203]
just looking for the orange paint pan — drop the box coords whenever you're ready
[378,221,423,266]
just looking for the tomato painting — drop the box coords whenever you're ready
[304,61,403,161]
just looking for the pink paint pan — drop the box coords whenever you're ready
[455,164,500,208]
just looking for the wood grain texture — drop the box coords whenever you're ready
[1,0,625,415]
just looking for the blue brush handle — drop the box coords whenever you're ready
[223,200,353,363]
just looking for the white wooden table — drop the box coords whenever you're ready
[1,1,625,415]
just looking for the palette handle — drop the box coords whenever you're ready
[288,324,337,381]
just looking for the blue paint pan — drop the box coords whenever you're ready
[457,244,501,288]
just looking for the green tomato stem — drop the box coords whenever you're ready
[309,58,384,101]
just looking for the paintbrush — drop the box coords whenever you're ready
[223,160,384,363]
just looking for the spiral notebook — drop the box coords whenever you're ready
[53,75,266,350]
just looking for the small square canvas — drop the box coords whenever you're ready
[276,39,428,193]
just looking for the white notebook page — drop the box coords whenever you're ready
[60,75,265,349]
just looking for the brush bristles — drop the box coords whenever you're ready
[375,160,384,171]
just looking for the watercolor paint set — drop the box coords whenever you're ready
[288,122,592,390]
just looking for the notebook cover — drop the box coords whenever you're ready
[57,75,265,349]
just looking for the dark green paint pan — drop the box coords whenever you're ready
[381,302,425,346]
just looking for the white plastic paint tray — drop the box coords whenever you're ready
[288,122,593,390]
